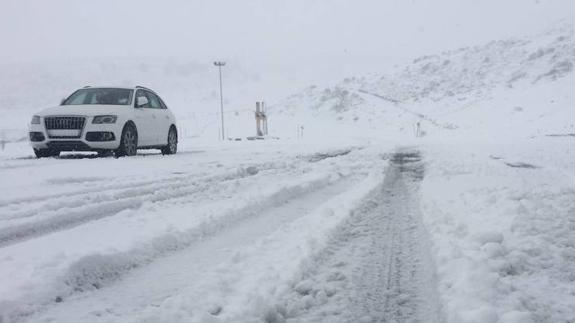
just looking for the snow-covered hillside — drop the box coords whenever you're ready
[272,23,575,139]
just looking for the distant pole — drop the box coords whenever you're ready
[214,61,226,140]
[414,121,421,137]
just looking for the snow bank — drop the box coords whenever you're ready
[420,139,575,323]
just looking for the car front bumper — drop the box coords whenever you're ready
[29,120,121,151]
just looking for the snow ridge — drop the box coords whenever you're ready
[272,23,575,138]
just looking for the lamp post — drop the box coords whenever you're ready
[214,61,226,140]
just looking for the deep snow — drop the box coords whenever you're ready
[420,138,575,323]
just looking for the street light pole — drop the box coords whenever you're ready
[214,61,226,140]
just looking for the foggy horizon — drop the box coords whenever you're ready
[3,0,575,78]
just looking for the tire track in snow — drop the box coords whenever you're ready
[0,149,362,248]
[269,149,443,323]
[0,161,284,211]
[354,151,433,322]
[0,148,360,212]
[0,162,293,247]
[0,172,193,208]
[0,163,272,224]
[3,174,360,323]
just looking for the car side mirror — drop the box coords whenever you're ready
[60,98,66,105]
[136,96,149,108]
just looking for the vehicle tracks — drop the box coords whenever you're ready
[0,161,295,247]
[4,173,363,323]
[274,149,443,323]
[0,161,283,209]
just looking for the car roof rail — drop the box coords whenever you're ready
[83,86,91,88]
[135,85,156,93]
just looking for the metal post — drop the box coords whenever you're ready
[256,102,261,136]
[214,61,226,140]
[262,102,268,135]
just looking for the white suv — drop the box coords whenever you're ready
[29,86,178,158]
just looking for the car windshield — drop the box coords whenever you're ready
[62,88,134,106]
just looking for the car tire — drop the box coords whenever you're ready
[34,148,60,158]
[115,124,138,158]
[161,127,178,155]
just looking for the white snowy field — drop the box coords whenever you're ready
[1,20,575,323]
[0,135,574,323]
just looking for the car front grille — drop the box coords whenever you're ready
[45,116,85,130]
[44,116,86,139]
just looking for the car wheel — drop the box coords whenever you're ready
[161,127,178,155]
[34,148,59,158]
[115,124,138,157]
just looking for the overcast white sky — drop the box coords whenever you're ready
[2,0,575,79]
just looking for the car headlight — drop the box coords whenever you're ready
[92,115,118,124]
[31,115,41,124]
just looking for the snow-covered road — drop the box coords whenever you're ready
[1,137,574,323]
[265,150,442,322]
[0,140,395,322]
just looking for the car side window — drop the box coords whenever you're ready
[145,91,162,109]
[158,97,168,110]
[135,90,150,108]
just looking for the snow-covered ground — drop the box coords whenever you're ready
[2,136,574,323]
[0,138,393,322]
[420,138,575,323]
[1,21,575,323]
